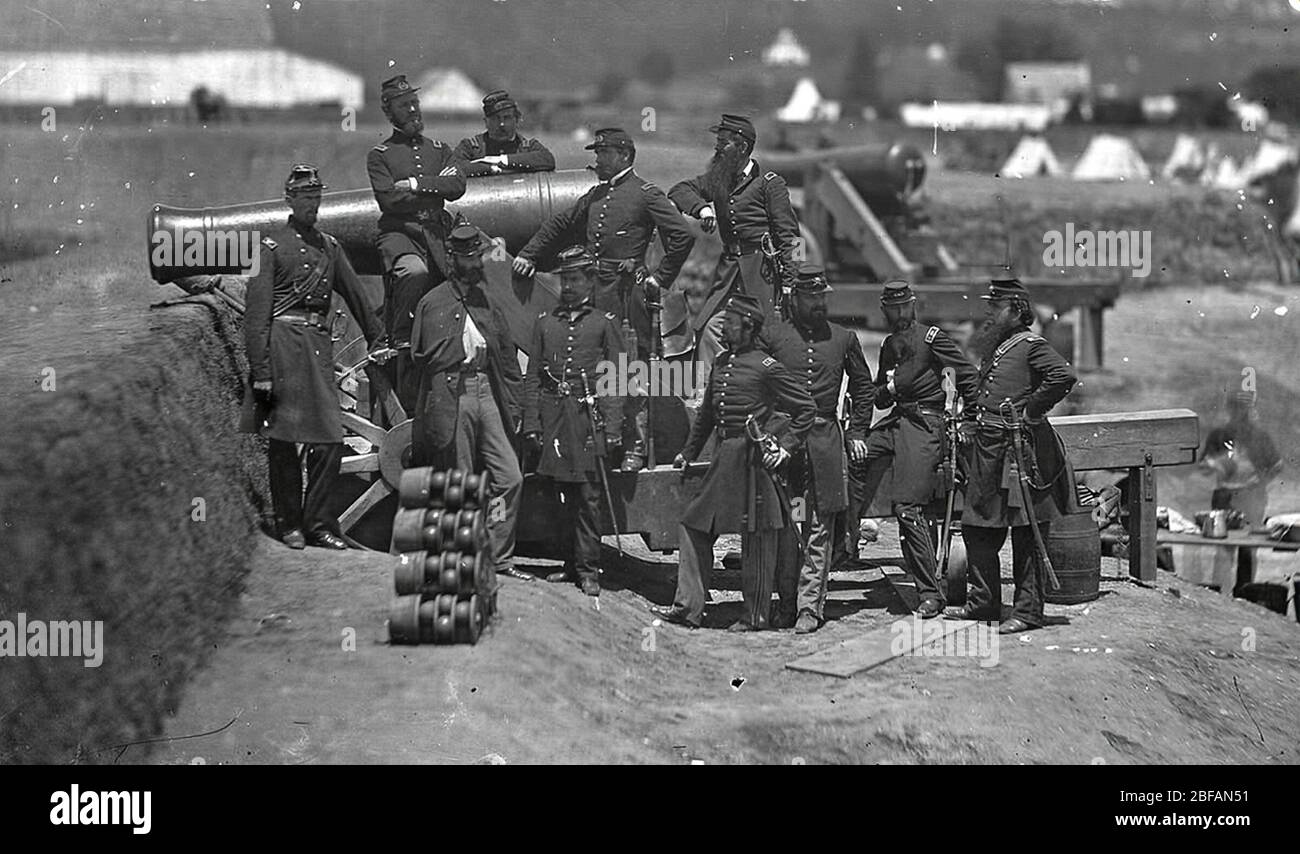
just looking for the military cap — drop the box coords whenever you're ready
[284,163,326,193]
[482,89,518,117]
[723,292,765,324]
[555,245,595,272]
[380,74,420,104]
[584,127,635,152]
[708,113,757,144]
[981,270,1030,301]
[880,279,915,306]
[446,224,483,256]
[793,263,832,294]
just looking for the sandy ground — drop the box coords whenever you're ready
[145,517,1299,766]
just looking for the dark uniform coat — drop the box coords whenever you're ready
[240,218,383,444]
[454,132,555,177]
[668,161,800,325]
[680,346,815,534]
[522,302,626,482]
[518,169,694,351]
[409,278,523,462]
[871,323,979,504]
[962,330,1077,528]
[764,318,874,514]
[367,129,468,278]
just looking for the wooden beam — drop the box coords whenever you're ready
[1052,409,1199,470]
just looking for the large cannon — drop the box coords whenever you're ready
[766,142,927,217]
[148,169,598,283]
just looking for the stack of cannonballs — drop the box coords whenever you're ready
[388,468,496,646]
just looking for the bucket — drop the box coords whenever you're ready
[1044,511,1101,605]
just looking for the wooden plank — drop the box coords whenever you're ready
[785,619,981,678]
[339,454,379,475]
[1157,531,1300,551]
[1053,409,1199,470]
[1127,461,1158,584]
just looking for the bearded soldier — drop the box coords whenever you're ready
[454,89,556,177]
[513,127,694,471]
[241,164,391,550]
[410,225,531,582]
[522,247,625,598]
[651,294,815,631]
[668,113,800,388]
[764,265,875,633]
[367,73,468,410]
[860,281,978,619]
[949,274,1077,634]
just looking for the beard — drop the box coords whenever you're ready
[392,111,423,137]
[704,144,746,203]
[888,319,915,364]
[970,315,1021,361]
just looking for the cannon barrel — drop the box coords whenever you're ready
[765,142,926,214]
[148,169,597,283]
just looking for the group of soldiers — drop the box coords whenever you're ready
[241,73,1079,634]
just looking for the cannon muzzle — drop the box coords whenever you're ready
[765,142,926,215]
[148,169,597,283]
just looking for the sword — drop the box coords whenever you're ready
[937,368,962,576]
[580,368,625,560]
[745,414,809,556]
[999,399,1060,591]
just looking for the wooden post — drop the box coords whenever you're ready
[1127,453,1157,583]
[1075,305,1104,371]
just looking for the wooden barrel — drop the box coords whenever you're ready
[1044,511,1101,605]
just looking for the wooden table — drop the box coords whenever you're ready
[1158,530,1300,599]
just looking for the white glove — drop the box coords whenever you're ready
[762,446,790,471]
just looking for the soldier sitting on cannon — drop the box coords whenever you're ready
[454,89,556,177]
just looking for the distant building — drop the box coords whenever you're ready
[762,28,810,68]
[413,68,486,116]
[776,78,840,123]
[1004,62,1092,105]
[0,0,362,108]
[900,102,1052,132]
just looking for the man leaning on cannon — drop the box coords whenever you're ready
[241,164,391,550]
[367,73,468,410]
[454,89,556,177]
[651,293,815,631]
[949,273,1077,634]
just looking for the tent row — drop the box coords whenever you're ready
[999,133,1298,188]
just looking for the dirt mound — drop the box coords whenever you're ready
[0,298,264,764]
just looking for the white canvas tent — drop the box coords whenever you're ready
[1161,134,1206,182]
[413,68,484,115]
[1000,136,1062,177]
[1071,134,1150,182]
[1238,138,1297,186]
[775,77,840,123]
[1201,155,1245,191]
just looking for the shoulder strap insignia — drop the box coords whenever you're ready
[605,311,618,321]
[321,232,339,248]
[764,171,778,182]
[372,144,387,152]
[641,182,657,191]
[762,356,777,367]
[538,312,548,320]
[261,236,277,250]
[924,326,940,344]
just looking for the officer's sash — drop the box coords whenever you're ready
[271,235,334,317]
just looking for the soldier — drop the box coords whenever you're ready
[513,127,694,471]
[669,113,800,388]
[522,246,626,597]
[454,89,556,178]
[241,164,391,550]
[764,264,875,633]
[650,294,815,631]
[410,225,532,582]
[859,281,979,619]
[949,275,1077,634]
[367,73,468,410]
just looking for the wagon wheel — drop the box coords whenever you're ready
[337,412,413,535]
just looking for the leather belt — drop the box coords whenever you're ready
[540,376,579,396]
[722,240,764,257]
[457,364,488,377]
[715,425,747,440]
[275,309,328,328]
[595,257,639,272]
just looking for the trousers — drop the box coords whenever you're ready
[267,440,344,536]
[672,523,780,628]
[558,480,603,584]
[386,252,445,412]
[963,523,1047,624]
[452,374,524,574]
[775,494,837,621]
